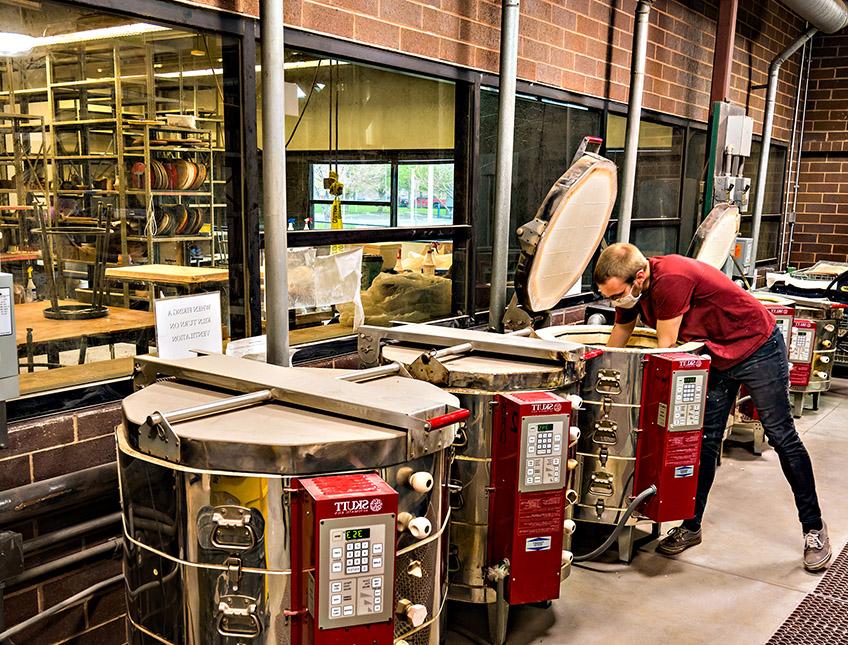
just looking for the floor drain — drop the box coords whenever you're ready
[768,542,848,644]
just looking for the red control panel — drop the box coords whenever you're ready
[292,473,398,645]
[789,318,815,386]
[764,304,794,351]
[488,391,572,605]
[635,353,710,523]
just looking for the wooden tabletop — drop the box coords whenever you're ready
[106,264,228,285]
[1,250,41,263]
[16,300,154,347]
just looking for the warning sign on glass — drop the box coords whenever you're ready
[154,292,223,359]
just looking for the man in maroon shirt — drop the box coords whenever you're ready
[594,243,830,571]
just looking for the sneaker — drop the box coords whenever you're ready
[804,523,832,572]
[657,525,703,556]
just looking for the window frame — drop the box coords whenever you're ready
[305,157,456,229]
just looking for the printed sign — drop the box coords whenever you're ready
[0,286,11,336]
[525,536,552,552]
[674,465,695,478]
[154,292,223,359]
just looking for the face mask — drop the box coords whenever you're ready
[610,283,641,309]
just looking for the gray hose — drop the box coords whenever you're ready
[573,485,657,562]
[0,574,123,642]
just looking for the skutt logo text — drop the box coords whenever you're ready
[334,499,383,515]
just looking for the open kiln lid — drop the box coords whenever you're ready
[690,202,741,270]
[513,150,618,313]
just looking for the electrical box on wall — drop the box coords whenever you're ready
[730,237,754,277]
[0,273,18,446]
[635,353,710,523]
[488,391,572,605]
[292,473,398,645]
[724,114,753,157]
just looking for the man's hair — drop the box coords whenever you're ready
[593,243,648,286]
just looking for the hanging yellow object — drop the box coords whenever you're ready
[325,170,345,254]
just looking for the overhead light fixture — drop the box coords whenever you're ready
[315,83,326,91]
[190,35,205,57]
[0,32,37,57]
[296,85,307,99]
[37,23,170,47]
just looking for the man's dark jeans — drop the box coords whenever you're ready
[690,325,822,531]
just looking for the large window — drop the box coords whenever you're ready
[605,114,686,257]
[307,159,454,229]
[739,141,787,262]
[475,89,602,312]
[0,1,245,394]
[256,49,462,341]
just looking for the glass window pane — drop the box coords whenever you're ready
[311,163,391,203]
[476,89,602,312]
[262,241,453,344]
[0,2,239,393]
[397,163,454,226]
[632,226,679,257]
[311,204,391,229]
[256,49,460,339]
[606,114,684,219]
[739,218,780,261]
[257,51,457,233]
[747,141,787,215]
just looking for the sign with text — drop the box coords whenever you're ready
[154,292,223,359]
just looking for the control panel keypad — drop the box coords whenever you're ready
[326,524,388,623]
[670,371,707,430]
[790,329,814,363]
[521,418,565,492]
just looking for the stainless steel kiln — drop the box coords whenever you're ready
[118,354,467,645]
[785,299,842,417]
[355,324,585,641]
[535,325,705,561]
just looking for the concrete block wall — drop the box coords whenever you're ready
[789,32,848,268]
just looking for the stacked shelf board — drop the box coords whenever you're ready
[0,114,49,252]
[0,36,227,306]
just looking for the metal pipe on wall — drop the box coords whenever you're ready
[617,0,654,244]
[0,463,117,526]
[778,36,809,270]
[785,42,814,268]
[488,0,521,332]
[779,0,848,33]
[749,26,817,279]
[261,0,291,366]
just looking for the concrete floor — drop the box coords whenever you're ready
[447,376,848,645]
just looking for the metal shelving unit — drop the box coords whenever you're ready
[124,122,216,267]
[0,34,227,306]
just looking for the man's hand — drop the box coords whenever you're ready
[607,319,637,347]
[656,315,683,348]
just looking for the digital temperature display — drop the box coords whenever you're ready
[344,528,371,541]
[535,423,553,433]
[684,376,696,383]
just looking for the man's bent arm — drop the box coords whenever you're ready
[607,318,637,347]
[655,315,683,348]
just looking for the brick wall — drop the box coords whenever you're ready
[2,404,125,645]
[183,0,804,139]
[788,32,848,268]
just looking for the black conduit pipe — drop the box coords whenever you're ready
[22,512,122,555]
[0,462,118,526]
[5,537,122,587]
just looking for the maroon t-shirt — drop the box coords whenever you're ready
[614,255,775,370]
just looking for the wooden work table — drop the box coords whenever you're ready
[15,299,154,369]
[105,264,228,285]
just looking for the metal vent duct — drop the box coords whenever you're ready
[781,0,848,33]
